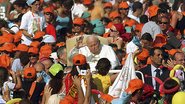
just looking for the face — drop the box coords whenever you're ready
[113,17,122,24]
[59,48,67,64]
[158,17,169,31]
[151,49,163,66]
[140,39,152,49]
[110,25,119,37]
[119,8,129,16]
[44,12,53,22]
[29,54,38,64]
[104,7,112,13]
[13,4,22,13]
[86,37,101,55]
[31,1,40,12]
[73,24,82,33]
[174,53,185,66]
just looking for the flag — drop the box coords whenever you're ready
[108,53,136,97]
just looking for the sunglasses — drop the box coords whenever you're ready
[45,13,52,16]
[119,8,129,10]
[29,54,38,57]
[110,29,118,32]
[158,21,168,24]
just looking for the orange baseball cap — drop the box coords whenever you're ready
[23,67,36,79]
[73,54,87,65]
[153,34,167,47]
[135,24,144,32]
[73,18,84,25]
[14,31,22,43]
[33,31,45,39]
[125,78,143,93]
[13,44,29,52]
[104,2,112,8]
[83,0,92,5]
[56,42,65,47]
[109,11,121,19]
[30,41,40,48]
[148,5,159,18]
[0,54,11,69]
[44,7,54,14]
[124,19,137,27]
[28,47,39,54]
[137,48,149,61]
[0,34,14,45]
[39,44,52,59]
[167,49,178,56]
[119,2,129,9]
[0,43,16,52]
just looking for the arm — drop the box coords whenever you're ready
[22,29,33,38]
[72,76,85,104]
[83,70,91,104]
[41,85,53,104]
[110,73,118,84]
[171,12,179,29]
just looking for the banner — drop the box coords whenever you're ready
[108,53,136,97]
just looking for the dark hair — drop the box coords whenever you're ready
[71,63,90,76]
[19,99,32,104]
[84,20,94,34]
[49,78,63,95]
[172,52,183,60]
[172,0,183,11]
[95,58,111,76]
[132,1,143,13]
[20,52,30,66]
[140,15,148,24]
[158,2,171,13]
[13,0,27,8]
[0,19,8,29]
[101,17,112,24]
[149,47,163,56]
[0,67,8,88]
[140,33,153,42]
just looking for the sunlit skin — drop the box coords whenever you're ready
[174,52,185,66]
[86,36,101,55]
[151,49,163,67]
[31,1,40,13]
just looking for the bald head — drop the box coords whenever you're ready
[86,35,101,54]
[34,62,45,72]
[41,59,53,73]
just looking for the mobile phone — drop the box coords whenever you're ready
[80,70,87,75]
[40,71,51,84]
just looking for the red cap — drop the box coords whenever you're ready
[23,67,36,79]
[73,54,87,65]
[73,18,84,25]
[119,2,129,9]
[83,0,92,5]
[44,7,54,14]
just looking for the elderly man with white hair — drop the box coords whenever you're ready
[70,35,120,71]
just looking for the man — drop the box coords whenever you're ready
[70,35,120,71]
[20,0,45,45]
[172,52,185,66]
[57,46,67,68]
[139,47,170,91]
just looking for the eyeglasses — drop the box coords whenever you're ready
[110,29,118,32]
[119,8,129,10]
[158,21,168,25]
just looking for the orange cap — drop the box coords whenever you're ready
[56,42,65,47]
[0,34,14,44]
[135,24,144,32]
[28,47,39,54]
[124,19,137,27]
[73,18,84,25]
[167,49,178,56]
[153,34,167,47]
[14,31,22,43]
[44,7,54,14]
[0,54,11,69]
[148,5,159,18]
[23,67,36,79]
[125,78,143,93]
[73,54,87,65]
[104,2,112,8]
[137,48,149,61]
[13,44,29,52]
[119,2,129,9]
[39,44,52,59]
[0,43,16,52]
[33,31,45,39]
[30,41,40,48]
[83,0,92,5]
[109,11,120,19]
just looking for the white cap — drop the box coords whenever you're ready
[26,0,36,6]
[42,34,56,43]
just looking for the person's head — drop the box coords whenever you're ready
[27,0,40,13]
[28,47,39,64]
[73,18,84,34]
[173,52,185,66]
[40,58,53,73]
[132,1,143,16]
[118,2,129,17]
[150,47,163,67]
[44,7,54,23]
[140,33,153,49]
[95,58,111,76]
[86,35,101,55]
[158,16,170,33]
[13,0,27,13]
[139,15,148,24]
[34,62,45,72]
[110,25,120,37]
[57,46,67,64]
[20,52,30,67]
[103,2,113,14]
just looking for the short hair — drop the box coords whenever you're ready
[132,1,143,12]
[95,58,111,76]
[57,46,66,58]
[140,15,148,24]
[149,47,163,56]
[141,33,153,42]
[172,52,184,60]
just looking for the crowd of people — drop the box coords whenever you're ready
[0,0,185,104]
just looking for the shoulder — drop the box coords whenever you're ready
[139,64,151,72]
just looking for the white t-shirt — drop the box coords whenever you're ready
[79,45,120,71]
[20,11,46,45]
[126,41,139,54]
[128,12,140,23]
[11,58,23,72]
